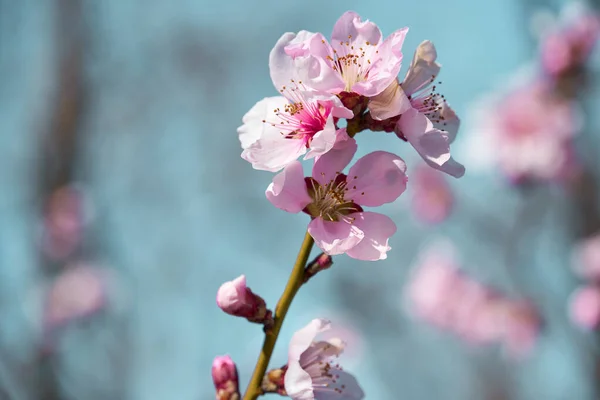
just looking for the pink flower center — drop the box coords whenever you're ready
[264,81,332,148]
[303,174,363,222]
[326,36,378,91]
[406,78,449,127]
[293,341,350,396]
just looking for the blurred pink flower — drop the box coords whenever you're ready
[40,186,86,261]
[44,263,107,330]
[572,234,600,281]
[270,11,408,97]
[216,275,271,324]
[411,163,454,224]
[475,81,580,184]
[569,285,600,330]
[212,355,240,400]
[405,244,541,358]
[541,13,600,78]
[284,318,364,400]
[266,130,406,261]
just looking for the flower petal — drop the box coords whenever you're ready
[434,102,460,143]
[237,97,278,149]
[312,129,357,185]
[288,318,332,361]
[331,11,382,53]
[266,161,312,213]
[308,218,364,256]
[401,40,441,96]
[398,108,465,178]
[368,78,412,121]
[345,212,397,261]
[284,361,315,400]
[346,151,408,207]
[353,27,408,97]
[314,368,365,400]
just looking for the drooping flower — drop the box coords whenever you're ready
[266,130,406,261]
[569,285,600,330]
[410,163,454,224]
[212,355,240,400]
[284,318,364,400]
[216,275,272,325]
[369,41,464,177]
[269,11,408,98]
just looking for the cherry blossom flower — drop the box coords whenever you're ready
[269,11,408,98]
[571,234,600,281]
[569,285,600,330]
[284,318,364,400]
[266,130,406,261]
[405,243,541,358]
[216,275,272,325]
[411,163,454,224]
[212,355,240,400]
[469,81,580,184]
[369,41,464,177]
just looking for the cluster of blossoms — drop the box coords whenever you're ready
[569,234,600,330]
[36,185,110,354]
[404,243,541,358]
[214,11,464,399]
[468,5,599,185]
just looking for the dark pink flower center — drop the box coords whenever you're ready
[303,175,363,221]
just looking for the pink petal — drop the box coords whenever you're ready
[398,108,465,178]
[288,318,331,361]
[346,151,408,207]
[569,285,600,330]
[401,40,441,96]
[266,161,312,213]
[345,212,397,261]
[237,97,275,149]
[302,91,353,119]
[308,218,364,256]
[284,361,314,400]
[304,117,337,159]
[331,11,382,53]
[368,78,412,121]
[435,102,460,143]
[270,32,303,92]
[312,129,357,185]
[353,28,408,97]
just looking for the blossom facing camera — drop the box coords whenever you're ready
[270,11,408,98]
[216,275,272,325]
[212,355,240,400]
[266,130,406,261]
[284,318,364,400]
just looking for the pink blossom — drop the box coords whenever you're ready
[405,244,541,357]
[541,13,600,78]
[212,355,240,400]
[571,234,600,281]
[473,81,580,184]
[411,163,453,224]
[216,275,271,324]
[44,263,107,330]
[238,86,352,172]
[266,130,406,261]
[369,41,464,177]
[270,11,408,97]
[284,318,364,400]
[569,285,600,330]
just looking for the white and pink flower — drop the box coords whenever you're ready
[270,11,408,98]
[284,318,364,400]
[266,130,406,261]
[369,41,464,178]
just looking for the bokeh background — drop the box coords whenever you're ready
[1,0,600,399]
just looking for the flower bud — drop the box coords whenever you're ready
[212,355,240,400]
[216,275,272,324]
[304,253,333,283]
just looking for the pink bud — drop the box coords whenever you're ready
[216,275,270,324]
[212,355,239,400]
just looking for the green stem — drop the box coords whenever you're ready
[243,231,315,400]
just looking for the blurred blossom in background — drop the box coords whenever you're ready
[1,0,600,399]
